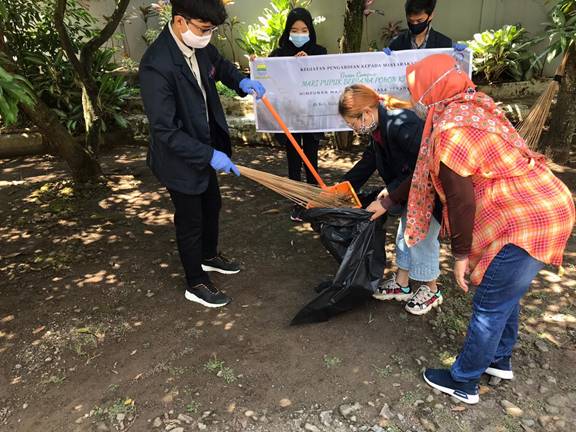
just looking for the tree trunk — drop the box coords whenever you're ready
[335,0,365,151]
[54,0,130,154]
[544,46,576,163]
[339,0,365,54]
[21,100,102,182]
[0,29,102,182]
[81,82,104,153]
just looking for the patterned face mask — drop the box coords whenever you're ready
[355,111,378,135]
[413,101,429,120]
[413,66,460,120]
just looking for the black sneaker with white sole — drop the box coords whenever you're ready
[185,283,231,308]
[423,368,479,405]
[201,253,240,275]
[290,205,304,222]
[485,357,514,380]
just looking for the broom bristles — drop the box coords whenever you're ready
[238,166,356,208]
[517,81,559,149]
[517,52,569,150]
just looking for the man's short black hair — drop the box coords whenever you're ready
[405,0,437,16]
[171,0,228,26]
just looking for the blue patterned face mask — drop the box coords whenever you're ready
[289,33,310,48]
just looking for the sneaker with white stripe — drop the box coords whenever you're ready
[423,368,479,405]
[485,357,514,380]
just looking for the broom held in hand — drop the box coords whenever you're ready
[259,96,327,188]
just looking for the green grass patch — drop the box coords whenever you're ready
[203,355,237,384]
[91,398,135,425]
[323,355,342,369]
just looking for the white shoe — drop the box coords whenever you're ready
[405,285,443,316]
[373,273,413,301]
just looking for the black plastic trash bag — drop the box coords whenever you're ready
[290,207,387,325]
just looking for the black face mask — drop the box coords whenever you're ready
[408,18,430,36]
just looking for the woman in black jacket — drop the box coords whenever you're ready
[269,8,327,221]
[339,84,443,316]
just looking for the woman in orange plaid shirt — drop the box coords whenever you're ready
[367,54,575,404]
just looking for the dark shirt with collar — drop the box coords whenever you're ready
[139,25,247,195]
[389,28,453,51]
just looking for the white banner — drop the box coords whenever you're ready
[250,48,472,133]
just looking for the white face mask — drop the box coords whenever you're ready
[181,28,212,49]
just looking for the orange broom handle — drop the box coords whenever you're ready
[260,96,327,189]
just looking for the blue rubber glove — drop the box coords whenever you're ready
[210,150,240,176]
[453,43,467,52]
[383,47,393,55]
[239,78,266,99]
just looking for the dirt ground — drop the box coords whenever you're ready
[0,145,575,432]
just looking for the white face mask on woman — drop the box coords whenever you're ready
[181,29,212,49]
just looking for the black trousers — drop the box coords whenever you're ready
[168,170,221,287]
[276,133,320,184]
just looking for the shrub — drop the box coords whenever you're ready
[1,0,132,133]
[467,25,541,83]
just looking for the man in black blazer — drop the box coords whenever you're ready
[388,0,453,51]
[139,0,265,308]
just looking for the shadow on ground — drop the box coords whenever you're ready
[0,145,574,432]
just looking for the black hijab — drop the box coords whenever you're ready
[270,8,327,57]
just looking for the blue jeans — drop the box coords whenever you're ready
[451,244,544,382]
[396,212,441,282]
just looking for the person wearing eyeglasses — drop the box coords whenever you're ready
[139,0,266,308]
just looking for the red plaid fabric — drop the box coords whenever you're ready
[431,127,575,285]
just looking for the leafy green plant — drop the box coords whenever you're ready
[467,25,541,83]
[204,356,225,373]
[91,398,135,425]
[119,56,139,73]
[0,61,35,126]
[323,355,342,369]
[216,81,238,98]
[141,1,173,45]
[236,0,325,57]
[90,48,136,129]
[63,48,135,133]
[2,0,132,134]
[539,0,576,64]
[203,355,237,384]
[186,400,200,414]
